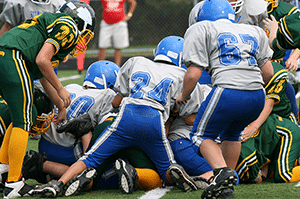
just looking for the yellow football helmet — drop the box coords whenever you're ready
[265,0,278,13]
[30,84,54,135]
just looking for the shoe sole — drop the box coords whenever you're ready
[33,187,57,198]
[115,159,134,194]
[169,165,198,192]
[201,176,237,199]
[63,168,97,197]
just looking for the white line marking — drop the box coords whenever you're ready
[138,186,173,199]
[59,75,82,82]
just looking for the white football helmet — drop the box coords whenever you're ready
[229,0,244,14]
[31,0,51,5]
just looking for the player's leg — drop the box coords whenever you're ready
[193,87,265,198]
[0,49,35,198]
[119,104,197,192]
[273,117,300,182]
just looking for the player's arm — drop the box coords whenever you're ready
[112,94,123,108]
[260,60,274,85]
[242,98,275,142]
[0,23,12,37]
[36,43,71,123]
[285,48,300,72]
[176,65,202,106]
[124,0,137,22]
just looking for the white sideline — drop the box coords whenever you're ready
[58,74,82,82]
[138,186,173,199]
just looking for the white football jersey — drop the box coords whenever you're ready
[42,84,116,147]
[183,19,273,90]
[0,0,66,27]
[115,56,196,123]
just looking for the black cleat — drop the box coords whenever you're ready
[114,158,138,194]
[32,180,63,198]
[201,167,237,199]
[168,163,198,192]
[62,168,97,197]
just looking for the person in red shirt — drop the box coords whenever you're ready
[98,0,137,66]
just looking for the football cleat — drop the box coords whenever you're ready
[0,164,9,187]
[219,187,235,199]
[201,167,237,199]
[62,168,97,197]
[168,163,198,192]
[191,176,210,190]
[4,178,34,199]
[114,158,138,194]
[32,180,63,198]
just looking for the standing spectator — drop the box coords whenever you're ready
[176,0,274,198]
[98,0,137,66]
[0,0,95,198]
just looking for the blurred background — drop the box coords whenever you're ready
[0,0,299,69]
[0,0,198,69]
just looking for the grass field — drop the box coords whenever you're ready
[17,70,300,199]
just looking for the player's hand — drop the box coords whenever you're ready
[58,87,71,108]
[263,15,278,34]
[53,107,67,125]
[285,57,299,72]
[176,93,190,107]
[62,55,69,63]
[242,125,258,142]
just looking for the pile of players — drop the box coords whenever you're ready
[1,0,300,199]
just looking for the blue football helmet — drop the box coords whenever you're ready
[154,36,184,67]
[83,60,120,90]
[197,0,236,23]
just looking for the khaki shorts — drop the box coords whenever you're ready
[98,20,129,49]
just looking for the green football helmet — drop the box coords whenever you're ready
[59,0,96,56]
[31,84,54,135]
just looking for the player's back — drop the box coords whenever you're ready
[44,84,115,146]
[183,19,273,91]
[115,56,186,122]
[64,84,116,126]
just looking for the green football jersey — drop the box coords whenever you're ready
[268,2,299,60]
[237,113,300,183]
[264,61,291,118]
[273,12,300,51]
[0,12,79,80]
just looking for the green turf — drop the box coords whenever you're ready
[19,71,300,199]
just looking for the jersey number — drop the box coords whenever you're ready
[55,94,95,119]
[218,33,259,66]
[130,71,174,106]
